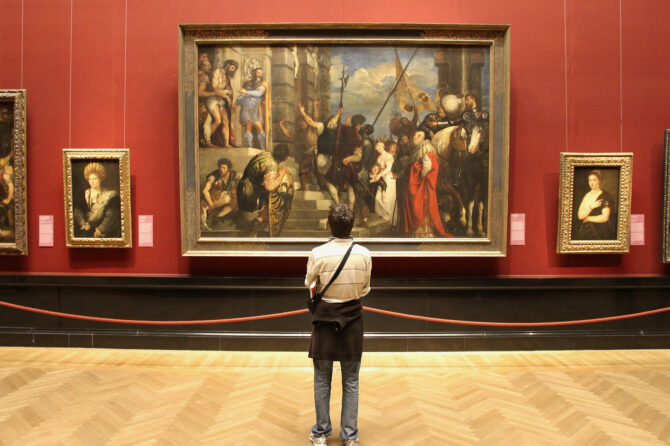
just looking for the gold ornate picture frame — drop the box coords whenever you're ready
[0,90,28,255]
[662,130,670,262]
[557,153,633,254]
[178,24,510,256]
[62,149,132,248]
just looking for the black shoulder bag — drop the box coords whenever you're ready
[307,243,355,314]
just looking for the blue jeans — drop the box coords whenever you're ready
[312,359,361,442]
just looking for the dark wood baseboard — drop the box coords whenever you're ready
[0,275,669,351]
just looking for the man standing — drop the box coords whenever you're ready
[210,59,238,148]
[305,204,371,446]
[236,67,270,149]
[326,114,366,212]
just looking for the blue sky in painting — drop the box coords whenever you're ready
[326,45,489,138]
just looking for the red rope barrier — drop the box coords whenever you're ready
[0,299,309,325]
[0,299,669,327]
[362,305,670,327]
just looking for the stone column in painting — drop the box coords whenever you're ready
[434,47,485,100]
[271,45,297,157]
[316,47,332,121]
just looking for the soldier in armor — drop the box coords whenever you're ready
[236,67,270,149]
[236,144,292,236]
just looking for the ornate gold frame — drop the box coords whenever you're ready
[0,90,27,255]
[662,130,670,262]
[557,153,633,254]
[62,149,132,248]
[178,24,510,257]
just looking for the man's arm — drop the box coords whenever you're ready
[343,146,363,165]
[263,167,286,192]
[360,254,371,297]
[201,176,215,208]
[311,99,320,121]
[278,119,294,138]
[305,252,319,288]
[238,84,266,98]
[298,105,320,129]
[198,78,215,98]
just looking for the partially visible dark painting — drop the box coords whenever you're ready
[0,90,27,255]
[662,130,670,262]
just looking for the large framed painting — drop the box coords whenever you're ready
[557,153,633,254]
[0,90,27,255]
[663,130,670,262]
[178,24,510,256]
[62,149,132,248]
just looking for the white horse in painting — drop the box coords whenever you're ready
[432,124,487,236]
[431,125,468,228]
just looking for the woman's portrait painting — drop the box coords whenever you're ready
[71,160,121,239]
[63,149,132,248]
[571,167,619,241]
[557,153,632,254]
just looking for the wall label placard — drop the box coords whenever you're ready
[138,215,153,247]
[39,215,54,248]
[510,213,525,246]
[630,214,644,246]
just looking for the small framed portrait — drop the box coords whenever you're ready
[662,130,670,262]
[557,153,633,254]
[62,149,132,248]
[0,90,27,255]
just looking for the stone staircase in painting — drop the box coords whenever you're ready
[206,187,392,238]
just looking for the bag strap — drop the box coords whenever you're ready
[313,242,355,304]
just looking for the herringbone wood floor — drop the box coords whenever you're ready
[0,348,668,445]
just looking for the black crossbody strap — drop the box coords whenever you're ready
[314,243,355,304]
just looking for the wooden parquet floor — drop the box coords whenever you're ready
[0,348,669,445]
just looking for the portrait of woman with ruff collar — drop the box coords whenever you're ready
[63,149,131,248]
[72,161,121,239]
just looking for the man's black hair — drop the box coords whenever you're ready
[272,144,290,163]
[217,157,232,169]
[360,124,374,137]
[351,115,366,128]
[465,93,479,107]
[223,59,239,70]
[328,204,354,238]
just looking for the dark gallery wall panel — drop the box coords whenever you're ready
[0,0,669,277]
[0,275,668,351]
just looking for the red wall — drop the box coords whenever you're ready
[1,0,669,277]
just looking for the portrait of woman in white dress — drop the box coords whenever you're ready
[572,169,617,241]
